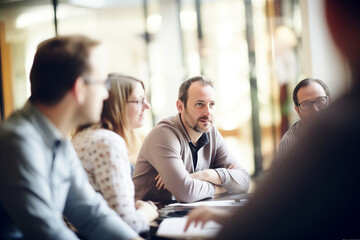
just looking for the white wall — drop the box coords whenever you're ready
[300,0,350,99]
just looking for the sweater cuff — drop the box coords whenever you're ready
[214,168,226,184]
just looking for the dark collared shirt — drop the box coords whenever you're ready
[189,133,209,169]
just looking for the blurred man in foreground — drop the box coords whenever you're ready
[0,35,140,240]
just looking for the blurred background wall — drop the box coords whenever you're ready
[0,0,349,181]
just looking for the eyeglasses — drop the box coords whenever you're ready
[84,78,111,91]
[298,96,329,111]
[127,97,147,108]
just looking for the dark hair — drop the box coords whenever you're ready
[292,78,331,106]
[326,0,360,20]
[29,35,100,105]
[178,75,213,107]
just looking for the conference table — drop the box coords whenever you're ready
[143,193,251,240]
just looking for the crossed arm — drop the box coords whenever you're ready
[143,125,250,202]
[155,164,237,195]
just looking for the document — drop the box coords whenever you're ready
[168,199,237,207]
[156,217,221,239]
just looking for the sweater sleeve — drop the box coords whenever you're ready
[212,128,250,193]
[143,124,215,203]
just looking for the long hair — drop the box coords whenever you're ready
[75,73,145,154]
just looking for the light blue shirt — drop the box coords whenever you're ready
[0,101,138,240]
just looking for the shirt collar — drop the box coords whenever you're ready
[197,133,209,148]
[175,114,192,142]
[23,101,64,149]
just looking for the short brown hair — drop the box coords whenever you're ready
[178,76,213,107]
[29,35,100,104]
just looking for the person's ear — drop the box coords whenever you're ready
[295,105,301,117]
[73,77,87,104]
[176,99,184,113]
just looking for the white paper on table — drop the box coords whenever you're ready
[168,200,235,207]
[156,217,221,239]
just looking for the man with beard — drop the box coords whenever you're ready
[133,76,250,203]
[185,1,360,238]
[278,78,331,157]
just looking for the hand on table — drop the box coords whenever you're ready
[135,200,159,222]
[184,206,230,232]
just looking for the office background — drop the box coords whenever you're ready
[0,0,349,181]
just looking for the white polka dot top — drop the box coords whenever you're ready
[72,126,149,233]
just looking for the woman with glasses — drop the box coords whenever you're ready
[72,73,158,234]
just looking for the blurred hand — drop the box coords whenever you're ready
[184,206,229,232]
[214,185,227,195]
[132,237,144,240]
[227,163,236,169]
[135,200,159,222]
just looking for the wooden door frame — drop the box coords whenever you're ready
[0,21,14,122]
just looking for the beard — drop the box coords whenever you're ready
[299,111,318,124]
[183,110,214,133]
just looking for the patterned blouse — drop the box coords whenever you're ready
[72,126,149,233]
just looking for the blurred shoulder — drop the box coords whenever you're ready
[72,127,125,147]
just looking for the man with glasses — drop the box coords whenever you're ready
[133,76,250,203]
[186,1,360,238]
[278,78,331,156]
[0,35,140,240]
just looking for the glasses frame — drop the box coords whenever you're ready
[127,96,147,108]
[297,96,329,111]
[83,78,111,91]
